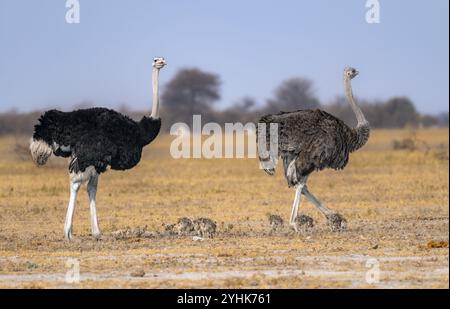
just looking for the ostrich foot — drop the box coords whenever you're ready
[92,231,102,240]
[326,213,347,232]
[291,215,314,233]
[64,227,73,241]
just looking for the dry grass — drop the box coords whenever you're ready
[0,128,448,288]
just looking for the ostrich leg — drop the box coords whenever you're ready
[87,173,101,239]
[64,179,82,240]
[302,186,347,231]
[302,186,333,216]
[289,184,304,226]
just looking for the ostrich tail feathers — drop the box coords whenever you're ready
[259,157,277,176]
[30,138,53,166]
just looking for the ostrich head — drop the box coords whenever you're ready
[153,57,166,69]
[344,67,359,79]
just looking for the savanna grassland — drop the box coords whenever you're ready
[0,129,448,288]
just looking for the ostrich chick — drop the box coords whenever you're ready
[193,218,217,238]
[326,213,347,232]
[174,217,194,235]
[292,215,314,233]
[267,214,284,231]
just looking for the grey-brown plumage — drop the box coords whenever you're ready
[258,67,370,230]
[260,109,369,187]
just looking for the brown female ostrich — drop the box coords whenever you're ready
[258,67,370,231]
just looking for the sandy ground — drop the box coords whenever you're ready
[0,129,448,288]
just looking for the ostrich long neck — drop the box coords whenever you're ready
[150,67,160,118]
[344,77,367,126]
[344,77,370,152]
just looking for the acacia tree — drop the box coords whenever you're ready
[162,68,221,124]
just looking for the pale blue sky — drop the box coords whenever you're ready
[0,0,448,114]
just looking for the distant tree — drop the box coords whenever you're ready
[218,97,257,124]
[323,96,379,127]
[233,96,256,111]
[0,111,42,136]
[162,68,221,124]
[382,97,418,128]
[264,78,320,114]
[419,114,439,128]
[358,99,386,128]
[324,96,422,129]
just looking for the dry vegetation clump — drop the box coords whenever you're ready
[391,129,439,154]
[433,143,449,161]
[130,269,146,277]
[392,129,425,151]
[427,240,449,249]
[392,137,417,151]
[391,128,450,163]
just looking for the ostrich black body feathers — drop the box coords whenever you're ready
[258,109,370,187]
[32,108,161,174]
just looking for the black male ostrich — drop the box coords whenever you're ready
[30,57,166,240]
[258,67,370,231]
